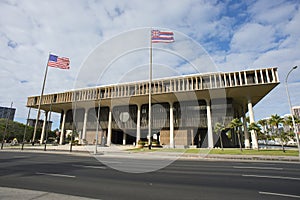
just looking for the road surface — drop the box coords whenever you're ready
[0,151,299,199]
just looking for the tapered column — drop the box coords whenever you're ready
[106,107,112,146]
[242,110,250,149]
[59,109,67,145]
[40,111,48,144]
[206,100,214,148]
[169,102,174,148]
[123,133,126,145]
[136,104,141,145]
[82,107,88,143]
[248,100,258,149]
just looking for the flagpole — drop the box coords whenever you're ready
[148,30,153,149]
[21,107,31,150]
[32,54,50,145]
[70,97,77,152]
[44,98,53,151]
[94,100,101,154]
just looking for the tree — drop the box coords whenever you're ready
[228,118,243,151]
[268,114,283,133]
[285,115,300,132]
[214,122,226,150]
[276,129,292,153]
[248,122,262,150]
[258,119,270,145]
[257,119,268,133]
[0,119,38,144]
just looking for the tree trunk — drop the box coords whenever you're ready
[281,143,285,153]
[220,132,224,151]
[237,132,243,152]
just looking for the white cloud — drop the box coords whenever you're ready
[249,0,296,25]
[230,23,277,53]
[0,0,300,129]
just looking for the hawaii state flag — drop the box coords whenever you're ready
[47,54,70,69]
[151,30,174,43]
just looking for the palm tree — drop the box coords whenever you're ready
[248,122,262,150]
[214,122,226,150]
[258,119,268,145]
[258,119,268,133]
[268,114,288,151]
[285,115,300,132]
[278,117,298,152]
[228,118,243,151]
[276,130,291,153]
[269,114,283,132]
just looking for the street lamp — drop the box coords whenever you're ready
[285,65,300,160]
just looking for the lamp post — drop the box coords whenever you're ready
[285,66,300,160]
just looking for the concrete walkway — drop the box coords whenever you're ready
[3,143,300,162]
[0,187,99,200]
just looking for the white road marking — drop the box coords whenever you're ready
[72,164,107,169]
[259,191,300,198]
[100,161,122,164]
[243,174,300,181]
[36,172,76,178]
[13,156,30,158]
[233,166,283,170]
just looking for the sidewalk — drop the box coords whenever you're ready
[2,144,300,162]
[0,186,98,200]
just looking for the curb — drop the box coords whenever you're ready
[1,147,299,162]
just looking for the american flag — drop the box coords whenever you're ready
[47,54,70,69]
[151,30,174,43]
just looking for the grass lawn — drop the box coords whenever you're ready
[208,148,298,156]
[127,147,299,157]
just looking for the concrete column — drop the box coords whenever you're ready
[169,102,174,148]
[59,110,67,145]
[136,104,141,145]
[123,133,126,145]
[40,111,48,144]
[191,129,194,146]
[243,111,250,149]
[106,107,112,146]
[206,100,214,148]
[82,107,88,143]
[248,100,258,149]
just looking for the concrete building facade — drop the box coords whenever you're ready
[0,106,16,121]
[27,67,279,148]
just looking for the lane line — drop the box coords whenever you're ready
[36,172,76,178]
[100,161,122,164]
[259,191,300,198]
[72,164,107,169]
[13,156,30,159]
[243,174,300,181]
[233,166,283,170]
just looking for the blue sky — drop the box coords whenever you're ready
[1,0,300,129]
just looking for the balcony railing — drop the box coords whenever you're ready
[27,67,279,107]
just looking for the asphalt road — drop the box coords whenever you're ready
[0,151,299,200]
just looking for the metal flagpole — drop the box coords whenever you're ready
[1,102,13,149]
[21,107,31,150]
[32,54,51,145]
[70,96,77,152]
[148,30,153,149]
[94,100,101,154]
[44,98,53,151]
